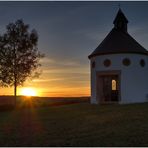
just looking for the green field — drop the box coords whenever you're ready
[0,98,148,146]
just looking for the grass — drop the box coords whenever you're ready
[0,97,147,146]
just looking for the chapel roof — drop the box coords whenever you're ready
[88,9,148,59]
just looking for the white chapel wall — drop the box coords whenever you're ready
[90,53,148,104]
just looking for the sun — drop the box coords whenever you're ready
[21,88,37,97]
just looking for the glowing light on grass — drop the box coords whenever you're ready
[20,88,37,97]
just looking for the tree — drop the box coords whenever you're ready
[0,19,44,105]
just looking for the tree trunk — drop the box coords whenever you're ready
[14,45,17,106]
[14,78,17,106]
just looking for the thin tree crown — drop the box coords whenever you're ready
[0,19,44,87]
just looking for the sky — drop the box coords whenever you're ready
[1,1,148,97]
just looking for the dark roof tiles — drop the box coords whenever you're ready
[88,9,148,59]
[88,28,148,58]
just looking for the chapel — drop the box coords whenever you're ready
[88,8,148,104]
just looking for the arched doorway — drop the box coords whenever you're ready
[97,70,121,103]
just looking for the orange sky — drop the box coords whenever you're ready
[0,58,90,97]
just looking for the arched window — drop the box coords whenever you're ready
[112,79,117,90]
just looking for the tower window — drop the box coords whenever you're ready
[123,58,131,66]
[140,59,145,67]
[112,79,117,90]
[92,61,95,68]
[104,59,111,67]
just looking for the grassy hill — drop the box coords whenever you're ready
[0,99,147,146]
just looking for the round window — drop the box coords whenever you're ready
[122,58,131,66]
[104,59,111,67]
[91,61,95,68]
[140,59,145,67]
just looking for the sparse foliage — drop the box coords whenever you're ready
[0,19,44,104]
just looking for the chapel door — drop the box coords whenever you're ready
[101,75,119,102]
[102,76,112,101]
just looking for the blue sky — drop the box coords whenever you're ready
[0,1,148,96]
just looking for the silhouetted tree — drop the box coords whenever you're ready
[0,19,44,105]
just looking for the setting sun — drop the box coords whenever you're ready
[20,88,37,97]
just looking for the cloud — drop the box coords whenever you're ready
[40,56,89,72]
[129,25,148,49]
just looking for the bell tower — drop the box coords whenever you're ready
[113,8,128,32]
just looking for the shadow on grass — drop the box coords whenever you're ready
[0,105,15,111]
